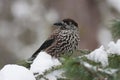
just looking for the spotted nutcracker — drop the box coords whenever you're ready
[28,19,80,61]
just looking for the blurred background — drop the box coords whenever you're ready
[0,0,120,67]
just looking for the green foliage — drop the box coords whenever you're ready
[62,52,120,80]
[63,58,93,80]
[113,71,120,80]
[17,50,120,80]
[80,56,101,66]
[63,56,110,80]
[17,60,31,68]
[111,20,120,40]
[16,51,120,80]
[108,54,120,68]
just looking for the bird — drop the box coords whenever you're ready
[28,18,80,62]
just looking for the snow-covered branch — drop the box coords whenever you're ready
[0,40,120,80]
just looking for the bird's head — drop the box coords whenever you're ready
[54,19,78,30]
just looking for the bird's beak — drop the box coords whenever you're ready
[53,22,63,26]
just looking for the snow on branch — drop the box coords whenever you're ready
[0,40,120,80]
[0,65,35,80]
[30,52,61,75]
[85,46,108,67]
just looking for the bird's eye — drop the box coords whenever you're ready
[54,22,63,26]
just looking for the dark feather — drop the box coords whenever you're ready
[28,38,55,62]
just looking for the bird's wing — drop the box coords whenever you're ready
[27,37,55,62]
[31,38,55,58]
[27,29,59,62]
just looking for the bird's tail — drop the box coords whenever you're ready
[26,52,39,63]
[26,57,34,63]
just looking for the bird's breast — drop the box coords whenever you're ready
[57,30,80,50]
[45,30,80,57]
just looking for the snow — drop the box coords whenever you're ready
[86,46,108,67]
[99,68,118,75]
[0,64,35,80]
[0,72,4,80]
[1,39,120,80]
[40,70,65,80]
[83,62,118,75]
[30,51,61,75]
[107,41,118,54]
[83,62,93,69]
[116,40,120,55]
[0,52,62,80]
[85,39,120,67]
[107,39,120,55]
